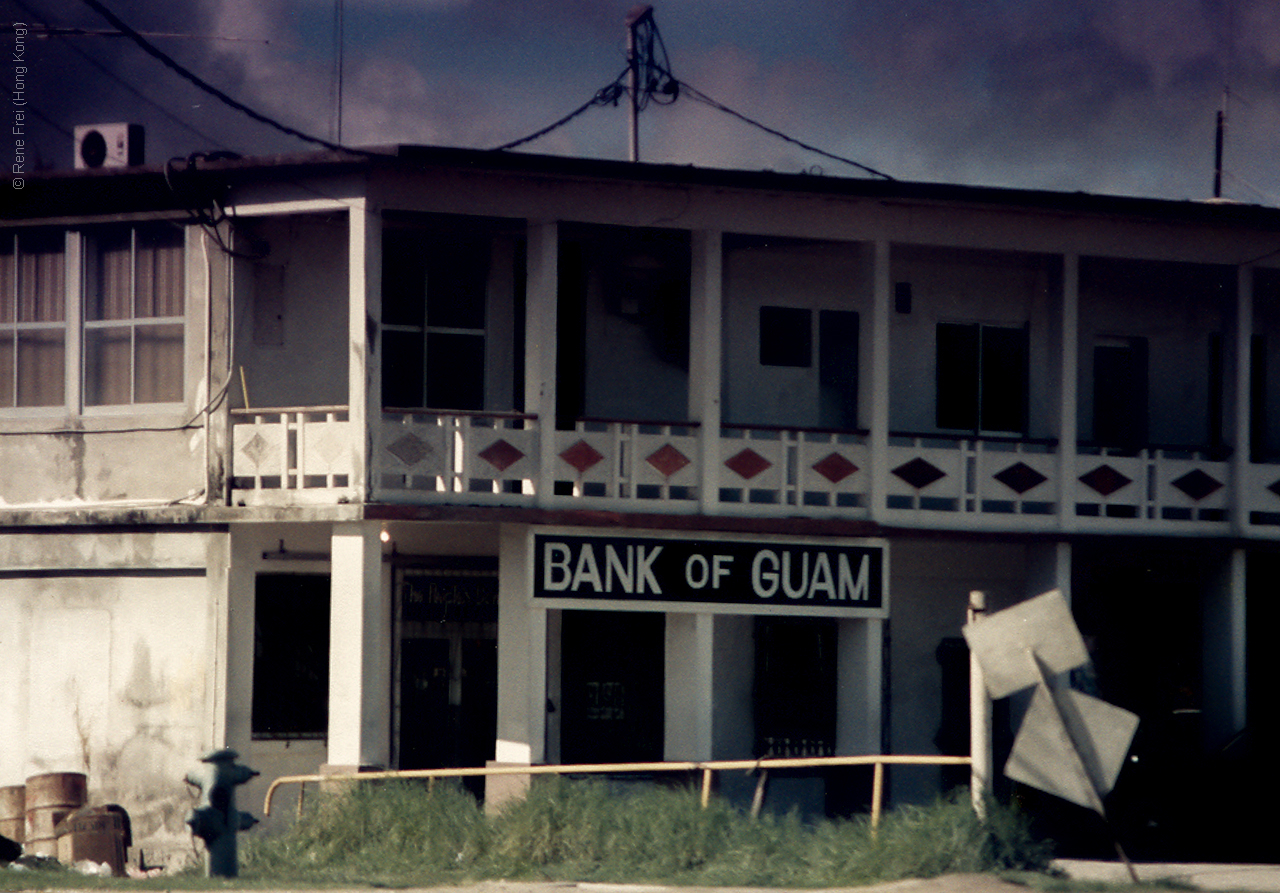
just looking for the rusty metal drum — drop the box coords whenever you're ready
[0,785,24,843]
[24,773,87,857]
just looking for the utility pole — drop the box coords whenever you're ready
[625,5,653,162]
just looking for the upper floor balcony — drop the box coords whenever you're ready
[227,405,1280,535]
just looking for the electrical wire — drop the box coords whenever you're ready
[12,0,231,152]
[673,78,893,180]
[76,0,353,153]
[490,70,629,152]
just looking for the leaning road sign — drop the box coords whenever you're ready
[962,589,1088,699]
[962,588,1141,882]
[1005,682,1139,812]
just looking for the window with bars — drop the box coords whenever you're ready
[0,230,66,408]
[84,223,186,406]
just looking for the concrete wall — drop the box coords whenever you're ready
[722,239,872,428]
[1077,257,1232,447]
[234,215,349,410]
[886,538,1029,805]
[0,530,219,868]
[889,245,1058,437]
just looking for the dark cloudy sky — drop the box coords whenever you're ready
[7,0,1279,204]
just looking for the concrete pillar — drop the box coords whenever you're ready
[836,618,882,755]
[495,525,547,765]
[1057,253,1079,531]
[525,223,559,503]
[223,530,258,766]
[1231,266,1254,533]
[689,230,723,513]
[710,615,755,759]
[665,613,713,760]
[868,241,891,522]
[326,522,390,769]
[1203,548,1247,749]
[348,198,381,498]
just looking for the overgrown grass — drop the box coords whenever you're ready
[236,777,1055,888]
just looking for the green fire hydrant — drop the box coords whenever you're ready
[185,748,259,877]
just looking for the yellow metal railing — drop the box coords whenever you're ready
[263,754,972,832]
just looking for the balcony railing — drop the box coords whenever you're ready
[230,406,354,505]
[228,407,1280,533]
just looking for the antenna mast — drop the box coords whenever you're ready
[1213,88,1227,199]
[625,5,653,162]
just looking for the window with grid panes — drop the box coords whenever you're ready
[85,223,185,406]
[0,230,66,408]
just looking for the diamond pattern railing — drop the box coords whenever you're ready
[885,434,1057,520]
[374,410,538,503]
[230,407,354,504]
[229,407,1276,532]
[552,419,701,504]
[1073,445,1230,524]
[718,425,870,512]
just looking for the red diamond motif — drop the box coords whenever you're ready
[647,444,691,478]
[994,461,1047,495]
[812,452,858,484]
[725,448,772,480]
[478,439,524,472]
[892,457,946,490]
[1172,469,1222,502]
[1079,464,1131,497]
[560,439,605,474]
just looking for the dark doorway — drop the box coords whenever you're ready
[1092,338,1148,450]
[396,567,498,797]
[559,610,665,764]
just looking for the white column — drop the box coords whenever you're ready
[495,525,547,764]
[868,241,891,522]
[1058,254,1079,531]
[664,613,713,760]
[348,198,381,498]
[327,522,390,769]
[689,230,723,513]
[1231,266,1254,533]
[1203,548,1247,747]
[526,223,559,504]
[836,618,882,754]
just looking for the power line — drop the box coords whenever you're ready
[674,79,894,180]
[13,0,232,152]
[76,0,352,153]
[490,70,628,152]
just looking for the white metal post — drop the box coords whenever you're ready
[968,590,991,819]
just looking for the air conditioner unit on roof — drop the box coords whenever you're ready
[73,123,145,170]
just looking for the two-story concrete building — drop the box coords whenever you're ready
[3,143,1278,864]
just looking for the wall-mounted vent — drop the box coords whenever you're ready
[73,123,145,170]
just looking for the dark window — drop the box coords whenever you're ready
[754,617,836,758]
[818,309,859,429]
[382,226,488,410]
[936,322,1027,434]
[252,573,329,739]
[1093,337,1148,450]
[760,306,812,367]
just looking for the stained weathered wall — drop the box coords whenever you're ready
[0,530,218,869]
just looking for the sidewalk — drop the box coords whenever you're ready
[1054,859,1280,891]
